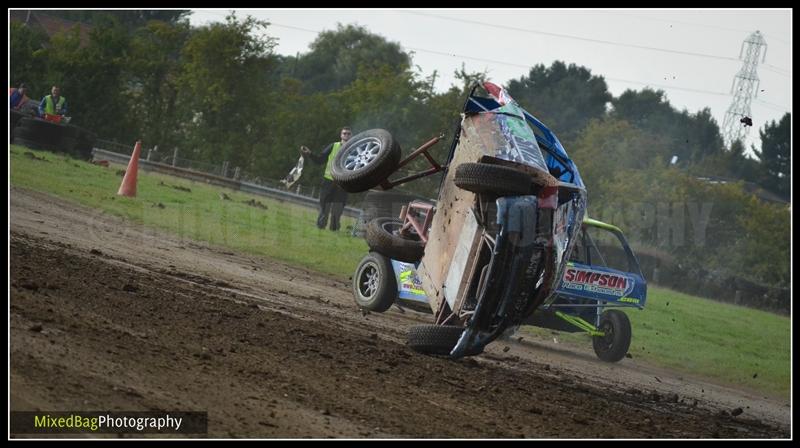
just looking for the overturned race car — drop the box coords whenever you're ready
[333,82,594,359]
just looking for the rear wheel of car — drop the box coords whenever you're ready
[366,217,425,263]
[330,129,401,193]
[454,162,532,196]
[352,252,397,312]
[354,190,430,237]
[407,325,465,356]
[592,310,632,362]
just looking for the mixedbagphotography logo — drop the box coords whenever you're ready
[10,411,208,435]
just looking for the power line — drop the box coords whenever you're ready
[761,64,791,76]
[620,12,790,46]
[399,10,744,64]
[754,99,791,114]
[196,10,792,73]
[267,22,739,99]
[191,14,789,107]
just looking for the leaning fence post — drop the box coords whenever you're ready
[172,148,178,167]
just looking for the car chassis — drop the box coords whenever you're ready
[336,82,644,360]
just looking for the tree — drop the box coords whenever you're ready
[611,88,725,164]
[688,138,762,184]
[568,117,671,196]
[9,21,50,93]
[44,10,191,28]
[290,24,411,94]
[753,113,790,200]
[506,61,612,142]
[126,20,192,153]
[35,17,137,141]
[177,13,278,169]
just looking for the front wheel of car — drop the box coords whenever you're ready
[353,252,397,312]
[592,310,632,362]
[330,129,401,193]
[453,162,532,196]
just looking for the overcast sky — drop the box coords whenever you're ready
[189,8,792,155]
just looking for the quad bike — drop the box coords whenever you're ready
[334,82,588,359]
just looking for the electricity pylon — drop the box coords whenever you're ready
[721,30,767,148]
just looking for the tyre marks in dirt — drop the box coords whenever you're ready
[10,233,785,438]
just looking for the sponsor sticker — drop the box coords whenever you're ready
[562,267,634,297]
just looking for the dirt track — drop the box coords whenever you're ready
[9,187,790,438]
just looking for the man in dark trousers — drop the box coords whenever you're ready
[300,127,352,231]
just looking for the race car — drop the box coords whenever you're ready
[333,82,588,358]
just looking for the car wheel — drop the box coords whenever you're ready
[592,309,632,362]
[353,252,397,312]
[454,162,532,196]
[407,325,465,356]
[365,217,425,263]
[330,129,401,193]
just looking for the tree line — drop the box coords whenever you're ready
[10,11,790,290]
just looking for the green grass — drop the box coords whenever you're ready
[10,145,367,277]
[10,145,791,398]
[521,286,790,397]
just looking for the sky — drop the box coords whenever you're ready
[188,8,792,156]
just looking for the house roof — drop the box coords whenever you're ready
[9,10,92,47]
[696,175,789,205]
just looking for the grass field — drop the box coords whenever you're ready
[10,146,791,397]
[521,285,791,396]
[10,145,368,276]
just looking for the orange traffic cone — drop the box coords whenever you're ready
[117,140,142,197]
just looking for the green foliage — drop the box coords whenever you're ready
[292,23,411,94]
[126,20,191,151]
[507,61,612,141]
[737,199,791,285]
[176,13,278,169]
[32,17,137,141]
[9,21,50,93]
[611,88,725,164]
[44,10,191,28]
[753,113,791,200]
[688,139,762,184]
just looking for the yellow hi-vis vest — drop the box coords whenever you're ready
[323,142,342,181]
[44,95,66,115]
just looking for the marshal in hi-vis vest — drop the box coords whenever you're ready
[323,142,343,181]
[44,95,66,115]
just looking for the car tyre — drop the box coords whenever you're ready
[366,217,425,263]
[592,309,632,362]
[407,325,465,356]
[454,162,532,196]
[353,252,397,312]
[330,129,401,193]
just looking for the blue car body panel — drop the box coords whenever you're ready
[555,262,647,308]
